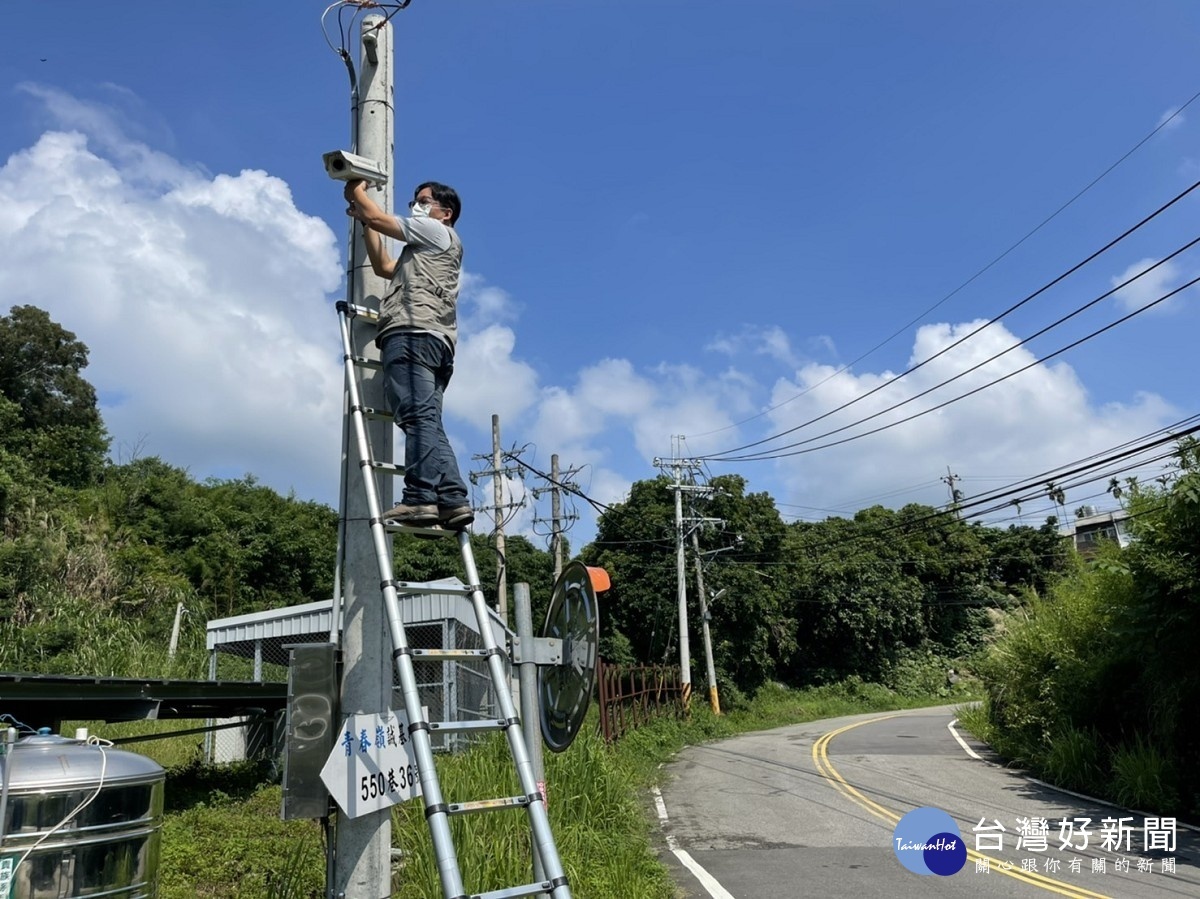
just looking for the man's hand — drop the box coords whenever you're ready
[341,178,403,243]
[344,179,369,224]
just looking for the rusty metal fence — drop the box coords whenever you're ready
[596,660,686,744]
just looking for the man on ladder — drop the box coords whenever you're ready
[344,177,474,529]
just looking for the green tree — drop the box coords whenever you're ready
[583,476,682,667]
[1118,437,1200,787]
[977,518,1071,597]
[890,504,996,654]
[691,475,794,693]
[0,305,110,487]
[781,509,927,683]
[582,473,797,694]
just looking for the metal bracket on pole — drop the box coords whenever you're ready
[510,636,562,666]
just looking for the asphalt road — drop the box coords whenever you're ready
[655,706,1200,899]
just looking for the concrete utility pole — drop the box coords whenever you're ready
[654,449,709,709]
[512,582,546,882]
[470,415,525,626]
[531,455,580,583]
[550,454,563,582]
[335,15,394,897]
[493,415,508,625]
[942,465,962,518]
[690,529,720,715]
[672,461,690,708]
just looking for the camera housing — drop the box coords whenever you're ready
[322,150,388,186]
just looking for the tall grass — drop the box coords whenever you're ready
[1111,734,1179,812]
[390,724,676,899]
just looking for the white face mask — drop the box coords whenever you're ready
[410,201,432,218]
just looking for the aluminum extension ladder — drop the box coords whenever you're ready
[335,300,571,899]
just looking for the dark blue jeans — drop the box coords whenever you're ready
[380,331,469,508]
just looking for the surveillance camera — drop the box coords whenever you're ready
[322,150,388,186]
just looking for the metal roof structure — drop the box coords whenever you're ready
[0,673,287,729]
[206,577,511,665]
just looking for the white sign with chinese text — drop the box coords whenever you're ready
[320,709,422,818]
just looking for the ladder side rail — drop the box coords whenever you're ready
[337,304,467,899]
[456,532,572,898]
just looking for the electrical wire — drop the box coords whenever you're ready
[502,452,615,516]
[711,272,1200,462]
[688,88,1200,441]
[0,715,35,734]
[725,235,1198,460]
[702,178,1200,461]
[593,423,1196,557]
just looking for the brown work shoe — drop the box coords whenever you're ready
[382,502,438,525]
[439,505,474,529]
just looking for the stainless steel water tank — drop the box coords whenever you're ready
[0,734,164,898]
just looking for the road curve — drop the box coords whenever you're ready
[655,706,1200,899]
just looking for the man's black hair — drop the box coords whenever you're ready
[416,181,461,226]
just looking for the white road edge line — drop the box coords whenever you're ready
[651,785,737,899]
[947,717,983,760]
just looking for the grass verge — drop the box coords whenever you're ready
[152,675,977,897]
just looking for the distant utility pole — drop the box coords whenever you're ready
[531,454,581,582]
[654,445,711,710]
[690,529,720,715]
[470,414,525,625]
[334,14,394,898]
[942,466,963,518]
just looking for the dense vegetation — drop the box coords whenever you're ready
[963,438,1200,817]
[582,472,1069,698]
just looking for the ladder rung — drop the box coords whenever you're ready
[359,405,392,422]
[447,794,531,816]
[344,302,380,320]
[429,719,509,734]
[393,581,475,596]
[367,460,404,474]
[349,354,382,370]
[383,521,461,538]
[412,648,492,661]
[471,882,558,899]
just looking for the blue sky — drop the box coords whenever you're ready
[2,1,1199,547]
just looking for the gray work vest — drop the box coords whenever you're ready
[377,227,463,350]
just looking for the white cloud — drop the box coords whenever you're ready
[452,324,539,426]
[1110,257,1190,313]
[757,320,1176,523]
[17,83,190,187]
[458,271,519,330]
[705,324,803,366]
[1157,106,1186,132]
[0,116,344,502]
[0,90,544,513]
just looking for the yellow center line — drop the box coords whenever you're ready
[811,715,1113,899]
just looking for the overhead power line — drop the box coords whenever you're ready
[703,178,1200,461]
[708,268,1200,462]
[690,88,1200,441]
